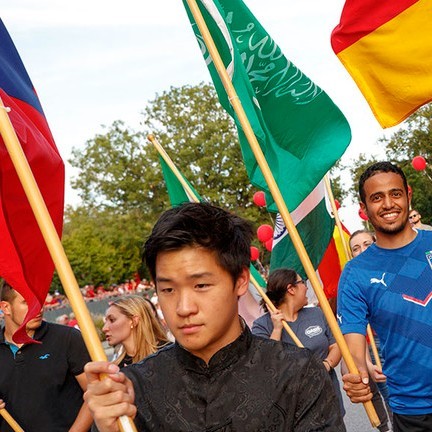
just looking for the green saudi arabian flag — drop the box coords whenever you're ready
[158,153,266,303]
[270,180,334,279]
[182,0,351,212]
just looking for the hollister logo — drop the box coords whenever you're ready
[305,325,322,338]
[426,250,432,270]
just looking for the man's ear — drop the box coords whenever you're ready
[360,201,368,218]
[0,301,10,316]
[235,267,250,298]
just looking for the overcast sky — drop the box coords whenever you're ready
[2,0,402,231]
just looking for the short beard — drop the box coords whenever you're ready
[372,214,409,236]
[375,223,406,235]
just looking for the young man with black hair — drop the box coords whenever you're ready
[84,202,344,432]
[338,162,432,432]
[0,281,92,432]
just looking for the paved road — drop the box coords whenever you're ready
[342,386,379,431]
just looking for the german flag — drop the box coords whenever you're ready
[331,0,432,128]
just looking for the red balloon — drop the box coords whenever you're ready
[250,246,259,261]
[265,238,273,252]
[358,208,369,221]
[412,156,427,171]
[257,224,273,243]
[253,191,266,207]
[334,199,341,210]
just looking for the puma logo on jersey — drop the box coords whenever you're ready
[370,273,387,287]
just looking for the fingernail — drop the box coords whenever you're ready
[362,377,369,384]
[108,364,119,373]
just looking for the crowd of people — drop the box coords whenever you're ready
[0,161,431,431]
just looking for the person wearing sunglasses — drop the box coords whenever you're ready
[252,268,345,419]
[409,209,432,231]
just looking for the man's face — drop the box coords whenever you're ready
[409,210,421,227]
[361,172,411,236]
[155,246,249,363]
[0,291,43,334]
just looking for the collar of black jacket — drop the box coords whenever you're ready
[175,317,252,374]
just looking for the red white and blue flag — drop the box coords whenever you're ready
[0,19,64,343]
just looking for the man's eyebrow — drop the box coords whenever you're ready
[156,272,214,283]
[188,272,213,279]
[369,187,403,197]
[155,277,172,283]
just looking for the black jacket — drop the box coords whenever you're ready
[124,326,345,431]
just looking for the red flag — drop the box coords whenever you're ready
[0,19,64,343]
[317,224,351,300]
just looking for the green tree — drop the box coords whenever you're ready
[69,121,167,216]
[64,83,272,287]
[141,83,262,222]
[55,206,151,289]
[69,83,266,222]
[329,160,347,204]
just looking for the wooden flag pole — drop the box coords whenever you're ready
[184,0,379,426]
[324,177,382,370]
[0,100,137,432]
[148,134,201,202]
[367,325,382,370]
[150,133,303,348]
[324,175,351,261]
[0,408,24,432]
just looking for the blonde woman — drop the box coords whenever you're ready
[103,295,170,367]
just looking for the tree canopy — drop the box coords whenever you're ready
[61,83,269,288]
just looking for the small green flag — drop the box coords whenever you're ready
[159,156,200,205]
[183,0,351,212]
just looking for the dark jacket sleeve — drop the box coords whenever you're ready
[293,353,346,432]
